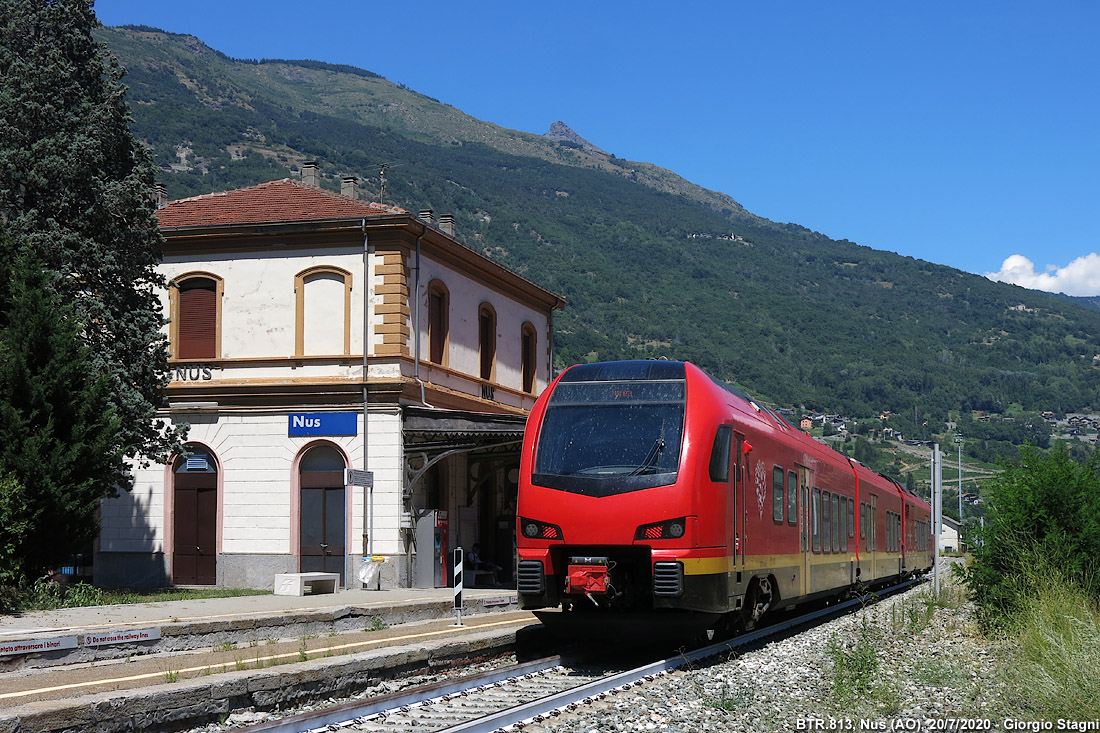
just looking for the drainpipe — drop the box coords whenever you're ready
[362,218,372,567]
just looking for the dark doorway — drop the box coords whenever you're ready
[172,450,218,585]
[299,445,347,584]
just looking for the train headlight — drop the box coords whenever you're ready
[519,518,562,540]
[634,518,689,541]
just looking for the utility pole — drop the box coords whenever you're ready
[932,443,942,596]
[955,433,963,545]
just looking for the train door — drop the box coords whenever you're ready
[734,432,746,567]
[902,503,911,572]
[867,494,878,581]
[798,466,811,596]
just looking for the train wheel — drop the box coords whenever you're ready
[741,576,773,631]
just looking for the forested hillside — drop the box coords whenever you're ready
[98,25,1100,419]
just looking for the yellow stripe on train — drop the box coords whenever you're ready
[678,552,902,576]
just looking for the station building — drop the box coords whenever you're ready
[94,164,564,589]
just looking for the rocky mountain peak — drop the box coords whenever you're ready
[544,121,608,155]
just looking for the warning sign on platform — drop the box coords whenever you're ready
[0,636,78,656]
[345,468,374,487]
[82,628,162,647]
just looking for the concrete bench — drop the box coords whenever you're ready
[274,572,340,596]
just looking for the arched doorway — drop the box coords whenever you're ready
[299,444,347,584]
[172,448,218,585]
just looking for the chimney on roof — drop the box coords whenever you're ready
[341,175,359,199]
[439,214,455,236]
[301,160,320,187]
[418,209,435,226]
[151,182,168,209]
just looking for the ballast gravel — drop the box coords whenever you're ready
[528,581,1009,733]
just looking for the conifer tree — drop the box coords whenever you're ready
[0,0,183,481]
[0,231,125,582]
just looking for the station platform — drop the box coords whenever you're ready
[0,586,542,732]
[0,585,523,668]
[2,586,511,636]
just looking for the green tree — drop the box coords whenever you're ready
[964,445,1100,626]
[0,232,125,583]
[0,0,183,483]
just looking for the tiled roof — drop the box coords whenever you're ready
[156,179,406,228]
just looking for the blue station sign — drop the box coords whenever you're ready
[288,412,358,437]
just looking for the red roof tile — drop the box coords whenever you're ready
[156,179,406,228]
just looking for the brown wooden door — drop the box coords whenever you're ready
[173,472,217,585]
[300,470,346,583]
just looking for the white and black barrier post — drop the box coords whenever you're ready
[453,547,463,626]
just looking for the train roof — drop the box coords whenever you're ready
[555,360,931,511]
[559,360,795,431]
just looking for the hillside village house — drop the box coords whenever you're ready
[95,164,564,590]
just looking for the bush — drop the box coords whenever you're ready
[7,578,108,612]
[964,446,1100,626]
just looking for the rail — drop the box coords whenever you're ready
[238,578,922,733]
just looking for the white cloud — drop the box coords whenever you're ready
[985,253,1100,297]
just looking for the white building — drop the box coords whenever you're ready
[938,515,961,553]
[95,166,564,589]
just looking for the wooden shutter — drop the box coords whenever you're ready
[522,327,536,393]
[479,309,495,380]
[429,289,446,364]
[178,282,217,359]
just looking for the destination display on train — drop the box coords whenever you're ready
[548,380,685,405]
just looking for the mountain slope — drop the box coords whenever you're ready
[97,25,1100,420]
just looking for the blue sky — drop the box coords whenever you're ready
[94,1,1100,296]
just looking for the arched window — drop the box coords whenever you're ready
[478,303,497,381]
[170,273,223,359]
[427,280,449,365]
[521,322,537,393]
[295,266,352,356]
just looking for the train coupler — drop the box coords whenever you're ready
[565,556,611,598]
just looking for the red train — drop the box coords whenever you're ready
[516,360,933,636]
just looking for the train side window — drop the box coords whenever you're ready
[812,488,821,553]
[840,497,848,552]
[772,466,784,522]
[848,498,855,538]
[708,425,732,482]
[831,493,840,552]
[787,470,797,525]
[859,502,866,539]
[822,490,831,554]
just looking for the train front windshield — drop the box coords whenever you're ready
[532,373,686,497]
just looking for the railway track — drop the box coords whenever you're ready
[234,578,922,733]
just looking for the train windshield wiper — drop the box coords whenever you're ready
[628,438,665,476]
